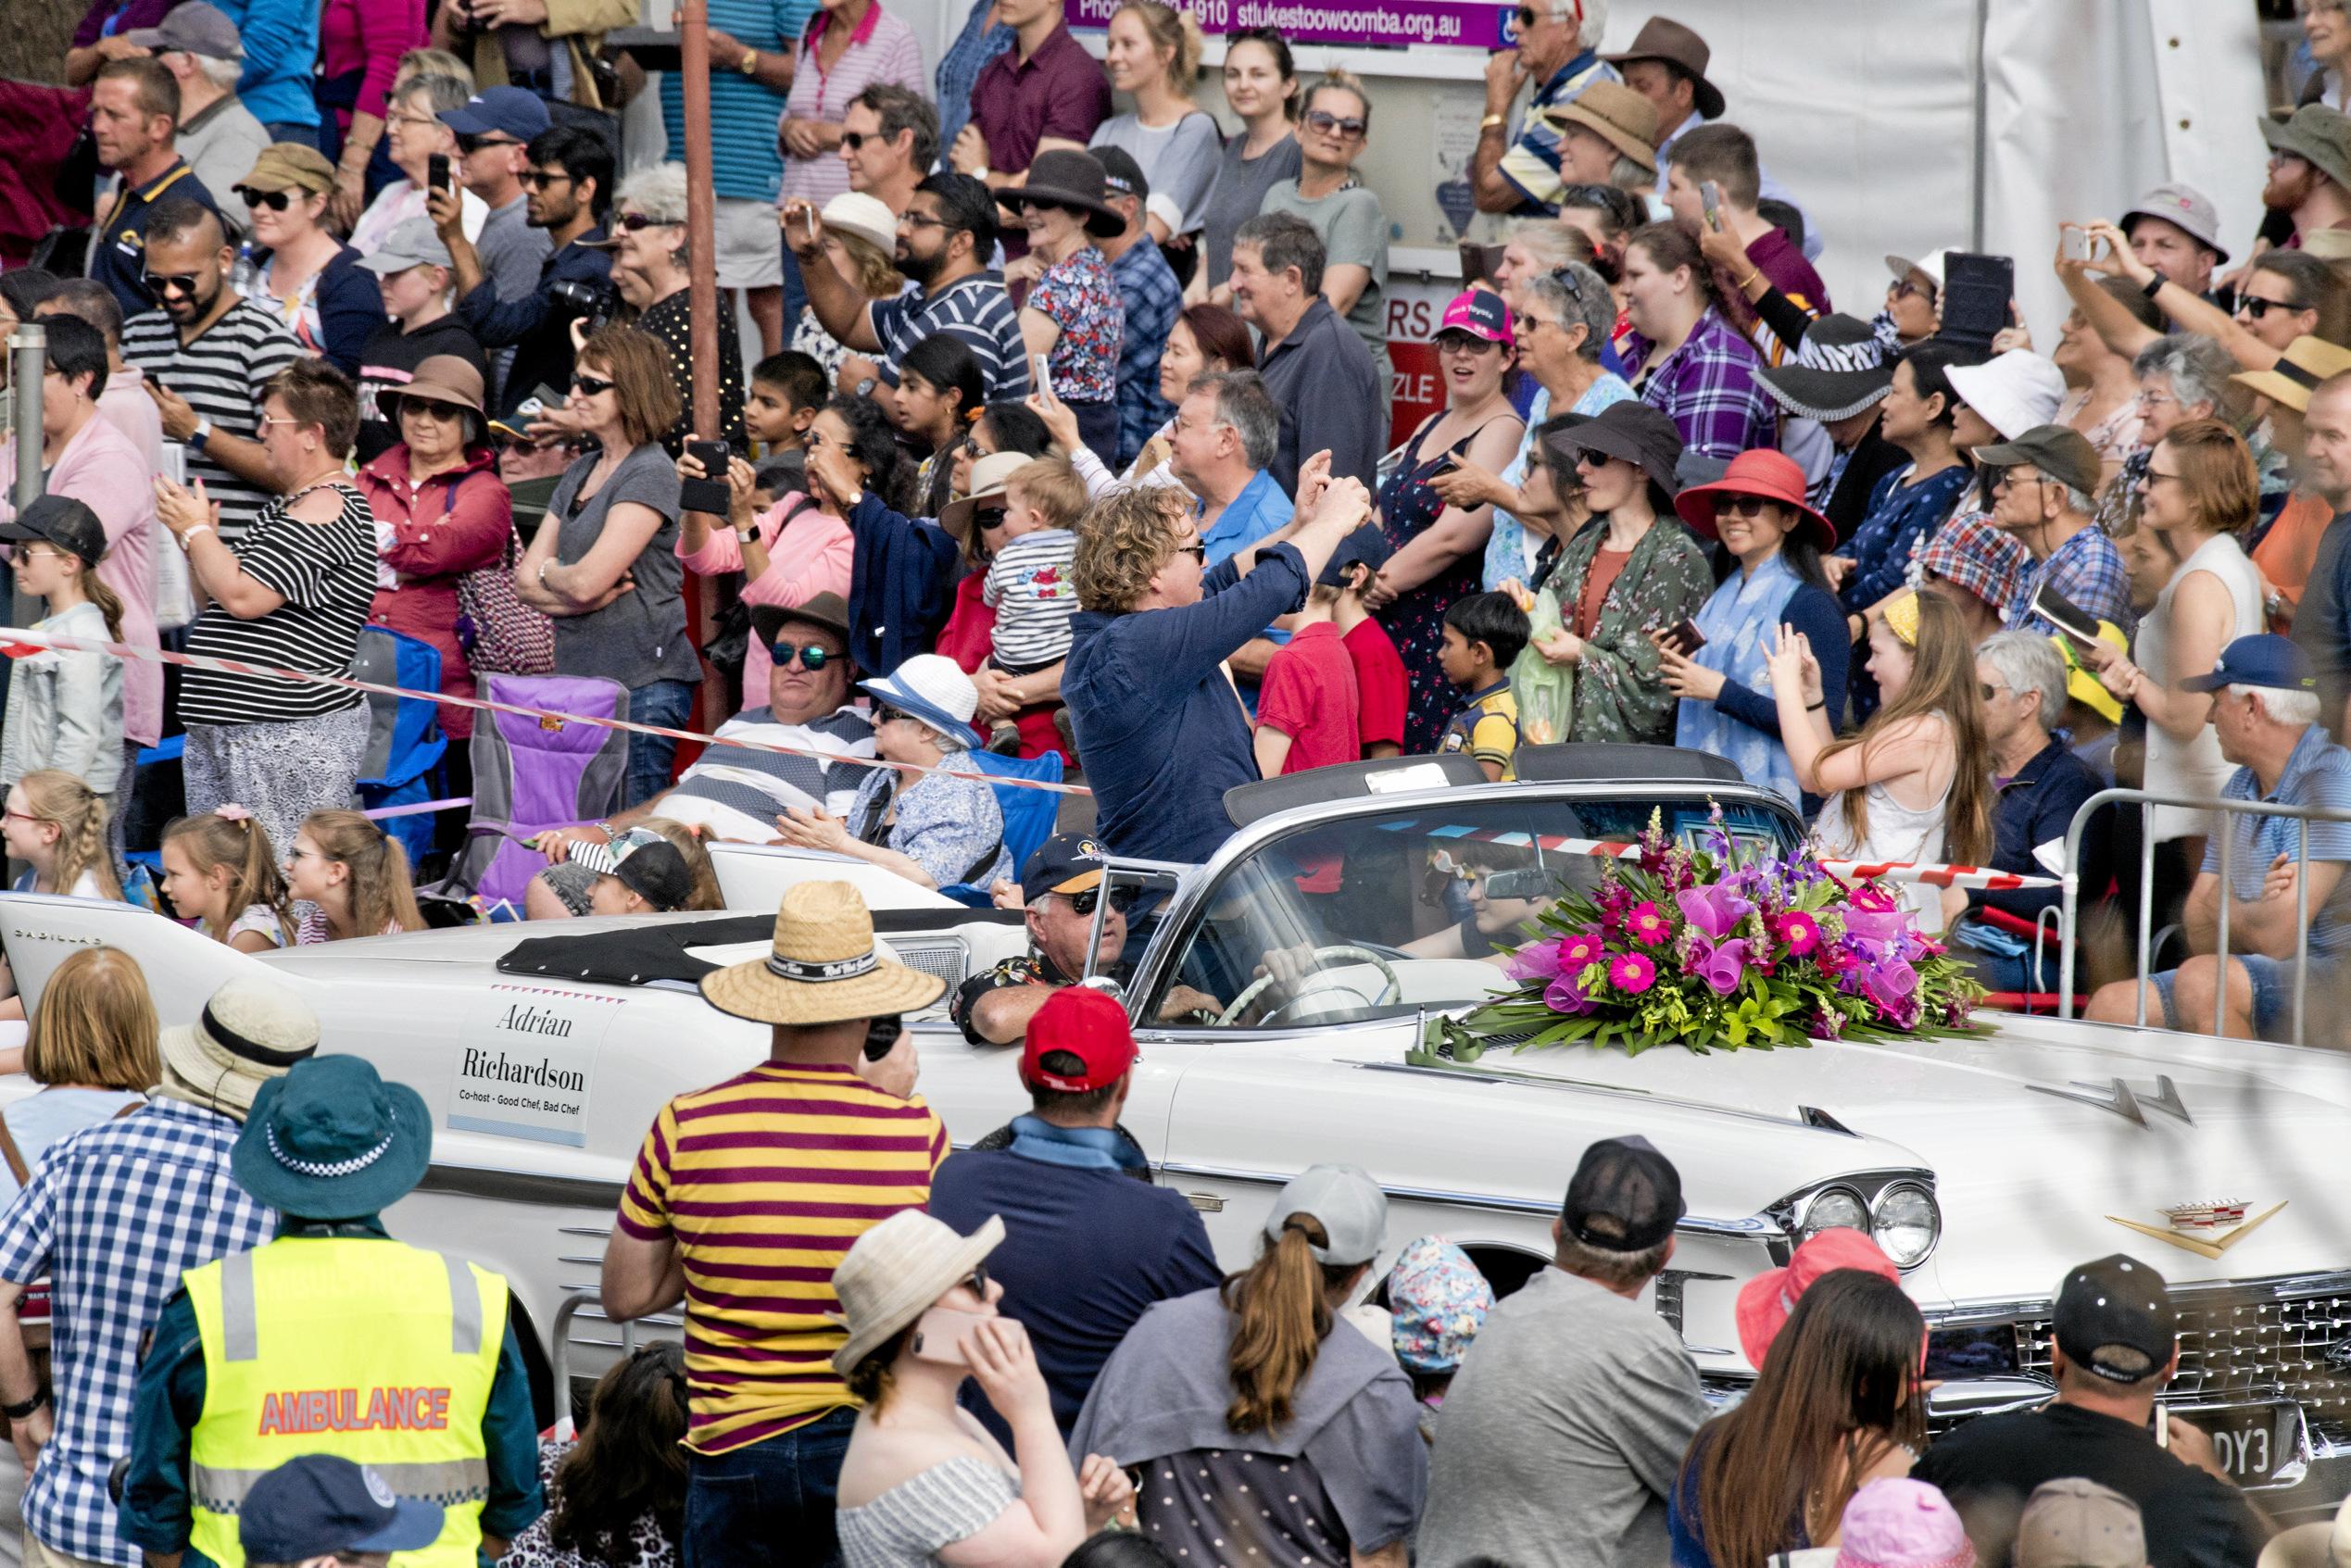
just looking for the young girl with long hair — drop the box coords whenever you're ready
[159,809,295,953]
[503,1344,689,1568]
[285,809,425,943]
[1767,589,1993,932]
[1669,1272,1928,1568]
[3,771,121,902]
[0,499,128,803]
[0,947,156,1204]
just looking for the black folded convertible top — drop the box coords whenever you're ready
[496,908,1025,987]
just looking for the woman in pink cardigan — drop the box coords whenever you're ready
[353,357,513,741]
[675,449,853,716]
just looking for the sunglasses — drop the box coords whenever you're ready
[141,271,202,299]
[1710,495,1776,519]
[234,187,296,212]
[974,506,1008,530]
[400,398,467,422]
[2237,295,2312,320]
[1068,885,1137,916]
[961,1263,991,1298]
[570,373,615,396]
[519,169,575,190]
[1015,198,1069,217]
[770,641,837,670]
[874,704,917,725]
[1174,542,1209,562]
[613,211,671,232]
[1514,3,1565,24]
[1303,108,1367,138]
[841,130,886,150]
[459,133,522,154]
[1435,331,1499,355]
[1890,279,1934,301]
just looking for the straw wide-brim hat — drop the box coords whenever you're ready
[157,976,321,1116]
[829,1210,1006,1374]
[2257,1493,2351,1568]
[2232,334,2351,415]
[700,880,946,1025]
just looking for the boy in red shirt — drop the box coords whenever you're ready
[1326,527,1406,759]
[1253,526,1392,776]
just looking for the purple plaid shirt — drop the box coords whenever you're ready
[1621,307,1776,460]
[2006,521,2135,639]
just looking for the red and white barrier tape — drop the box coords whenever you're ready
[0,627,1095,796]
[1532,834,2060,893]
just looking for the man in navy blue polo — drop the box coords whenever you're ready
[927,987,1219,1440]
[87,57,220,322]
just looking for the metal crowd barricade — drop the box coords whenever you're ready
[2058,786,2351,1048]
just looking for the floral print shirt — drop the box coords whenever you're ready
[847,750,1013,889]
[1540,515,1713,745]
[1027,246,1124,406]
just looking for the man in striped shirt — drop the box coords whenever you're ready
[121,199,303,544]
[603,879,948,1568]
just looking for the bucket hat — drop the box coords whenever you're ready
[858,653,984,751]
[1947,350,2066,442]
[0,495,109,569]
[1602,17,1724,120]
[396,355,485,419]
[1917,511,2030,615]
[1016,149,1125,238]
[1734,1227,1901,1368]
[242,141,336,195]
[157,975,321,1117]
[820,191,899,256]
[2263,105,2351,196]
[1542,82,1659,175]
[939,451,1029,543]
[1551,399,1685,496]
[1756,314,1892,422]
[2019,1479,2148,1568]
[233,1055,431,1218]
[1834,1479,1975,1568]
[2119,181,2228,263]
[1387,1236,1494,1374]
[699,879,946,1024]
[829,1210,1005,1374]
[2232,335,2351,414]
[125,1,243,59]
[1673,448,1836,550]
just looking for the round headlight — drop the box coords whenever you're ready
[1798,1185,1867,1240]
[1871,1183,1939,1267]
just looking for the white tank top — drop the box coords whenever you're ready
[1817,712,1955,932]
[2140,533,2263,843]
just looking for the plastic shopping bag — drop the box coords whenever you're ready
[1503,579,1572,746]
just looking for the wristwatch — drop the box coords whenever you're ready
[2141,272,2166,299]
[187,414,214,453]
[735,522,760,542]
[737,47,758,74]
[1478,113,1507,132]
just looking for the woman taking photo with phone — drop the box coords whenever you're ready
[832,1210,1134,1566]
[1012,151,1128,462]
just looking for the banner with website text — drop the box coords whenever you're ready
[1065,0,1513,52]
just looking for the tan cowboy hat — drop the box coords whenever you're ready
[2232,335,2351,415]
[156,976,321,1118]
[829,1210,1006,1374]
[699,880,946,1025]
[1540,82,1659,176]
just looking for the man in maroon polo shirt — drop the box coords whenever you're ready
[1665,122,1828,364]
[947,0,1111,232]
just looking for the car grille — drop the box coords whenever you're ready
[2014,1281,2351,1417]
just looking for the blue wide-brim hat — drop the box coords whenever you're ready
[233,1055,433,1219]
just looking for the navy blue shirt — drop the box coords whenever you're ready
[1063,544,1310,864]
[845,491,962,679]
[1971,736,2106,922]
[459,226,613,420]
[90,159,220,325]
[927,1138,1221,1440]
[2293,509,2351,735]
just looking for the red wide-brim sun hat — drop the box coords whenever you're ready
[1673,448,1839,553]
[1734,1225,1903,1368]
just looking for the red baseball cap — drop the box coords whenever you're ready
[1018,987,1138,1092]
[1734,1226,1901,1369]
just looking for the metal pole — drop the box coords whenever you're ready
[2214,817,2231,1039]
[677,0,726,748]
[2135,801,2154,1028]
[9,322,45,631]
[2294,819,2310,1047]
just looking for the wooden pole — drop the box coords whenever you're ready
[677,0,724,759]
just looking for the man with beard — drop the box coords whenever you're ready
[2259,105,2351,245]
[445,124,615,422]
[791,170,1030,403]
[119,199,302,544]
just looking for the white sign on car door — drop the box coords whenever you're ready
[449,983,621,1148]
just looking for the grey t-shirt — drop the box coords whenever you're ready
[547,443,702,690]
[1090,111,1225,236]
[1420,1267,1711,1568]
[1259,178,1392,392]
[1202,131,1301,287]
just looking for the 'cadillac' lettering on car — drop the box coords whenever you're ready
[257,1386,453,1435]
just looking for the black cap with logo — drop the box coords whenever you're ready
[2053,1253,2176,1384]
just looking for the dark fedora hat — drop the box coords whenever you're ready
[1017,149,1125,239]
[750,591,852,653]
[1552,399,1686,498]
[1603,17,1725,122]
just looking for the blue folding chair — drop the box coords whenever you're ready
[351,626,450,866]
[938,749,1065,907]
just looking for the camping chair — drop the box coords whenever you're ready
[937,749,1065,907]
[428,673,630,917]
[350,626,449,867]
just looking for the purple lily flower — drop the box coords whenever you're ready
[1676,883,1754,941]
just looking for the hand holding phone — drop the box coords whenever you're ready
[680,439,732,516]
[1700,180,1723,232]
[910,1307,994,1366]
[1031,351,1054,400]
[1659,618,1706,657]
[427,153,452,201]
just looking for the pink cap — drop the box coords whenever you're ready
[1833,1480,1974,1568]
[1734,1226,1901,1369]
[1439,287,1514,348]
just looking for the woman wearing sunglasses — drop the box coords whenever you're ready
[354,355,511,762]
[599,163,748,456]
[833,1210,1135,1567]
[232,141,383,377]
[775,655,1011,892]
[1658,449,1850,809]
[1260,70,1391,416]
[516,324,705,807]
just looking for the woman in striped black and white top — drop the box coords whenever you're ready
[154,358,380,859]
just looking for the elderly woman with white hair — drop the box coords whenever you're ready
[600,163,747,455]
[2093,332,2239,535]
[1942,631,2111,994]
[773,654,1012,891]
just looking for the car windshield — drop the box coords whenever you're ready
[1144,793,1802,1030]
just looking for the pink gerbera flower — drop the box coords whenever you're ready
[1559,931,1604,971]
[1608,952,1657,994]
[1627,901,1669,947]
[1775,911,1821,956]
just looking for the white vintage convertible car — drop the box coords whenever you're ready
[3,748,2347,1518]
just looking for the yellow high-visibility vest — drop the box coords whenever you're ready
[182,1237,509,1568]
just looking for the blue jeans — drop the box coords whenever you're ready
[683,1406,858,1568]
[262,120,321,149]
[623,679,697,808]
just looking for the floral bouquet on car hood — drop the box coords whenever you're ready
[1421,808,1985,1060]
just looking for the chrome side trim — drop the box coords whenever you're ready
[417,1162,625,1210]
[1154,1160,1781,1238]
[1347,1058,1835,1135]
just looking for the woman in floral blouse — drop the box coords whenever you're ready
[1526,401,1712,745]
[1012,150,1128,464]
[506,1345,688,1568]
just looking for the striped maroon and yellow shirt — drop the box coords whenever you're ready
[616,1061,949,1453]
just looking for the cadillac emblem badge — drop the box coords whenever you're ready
[2106,1200,2287,1259]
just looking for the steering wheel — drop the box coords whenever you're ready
[1213,945,1403,1028]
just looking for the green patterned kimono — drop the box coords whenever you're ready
[1542,514,1714,745]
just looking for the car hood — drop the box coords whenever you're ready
[1463,1012,2351,1305]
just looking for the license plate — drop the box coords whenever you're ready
[2175,1401,2302,1486]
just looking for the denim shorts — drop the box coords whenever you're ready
[2154,953,2298,1038]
